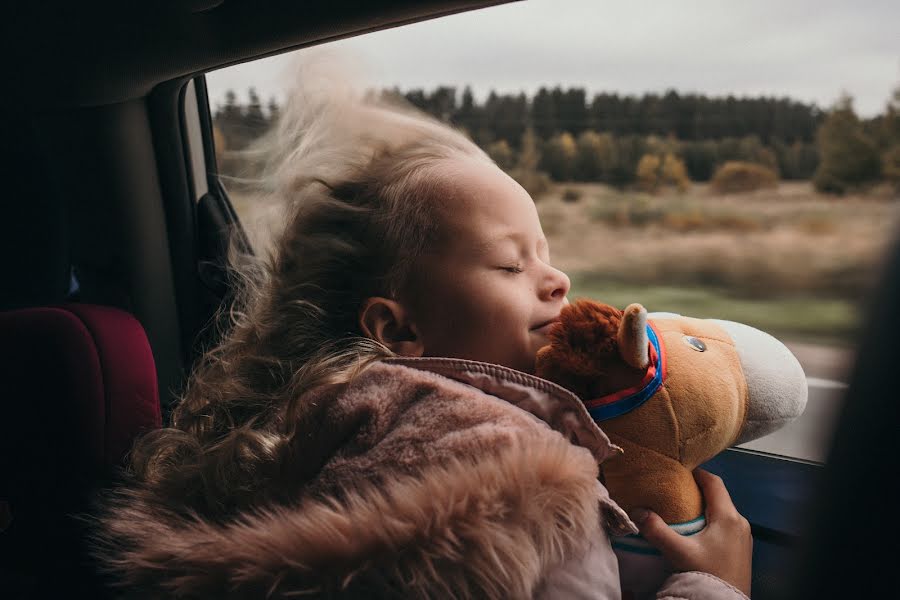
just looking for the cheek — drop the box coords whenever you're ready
[412,273,508,351]
[424,280,494,341]
[440,282,532,356]
[451,272,525,324]
[478,284,529,328]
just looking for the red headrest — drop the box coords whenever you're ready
[0,304,161,468]
[0,304,161,529]
[0,304,162,594]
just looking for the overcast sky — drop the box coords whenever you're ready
[206,0,899,118]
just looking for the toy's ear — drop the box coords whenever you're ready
[617,303,649,369]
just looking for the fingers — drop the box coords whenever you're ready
[632,509,695,565]
[693,469,737,521]
[630,476,753,594]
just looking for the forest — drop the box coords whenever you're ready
[213,85,900,195]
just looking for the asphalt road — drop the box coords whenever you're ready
[736,342,854,463]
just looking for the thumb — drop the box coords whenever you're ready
[630,509,692,562]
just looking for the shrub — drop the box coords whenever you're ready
[661,154,691,192]
[487,139,516,171]
[562,188,582,203]
[881,145,900,191]
[636,153,691,193]
[510,168,553,200]
[796,214,838,235]
[737,135,779,171]
[541,132,578,181]
[812,170,848,195]
[773,139,819,180]
[517,128,541,171]
[710,161,778,193]
[575,131,617,181]
[508,128,553,200]
[813,97,881,194]
[681,140,719,181]
[636,154,662,192]
[609,135,647,187]
[662,208,764,233]
[590,195,665,227]
[213,124,227,156]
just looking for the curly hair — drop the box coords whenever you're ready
[127,54,492,520]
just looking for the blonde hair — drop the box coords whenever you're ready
[129,55,492,517]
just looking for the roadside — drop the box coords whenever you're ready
[785,340,854,382]
[229,182,884,378]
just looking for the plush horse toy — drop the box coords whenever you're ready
[536,300,808,597]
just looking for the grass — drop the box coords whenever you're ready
[589,195,769,232]
[229,180,897,346]
[568,275,859,346]
[540,181,899,345]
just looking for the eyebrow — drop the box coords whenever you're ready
[472,232,548,255]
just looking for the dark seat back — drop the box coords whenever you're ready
[0,304,161,596]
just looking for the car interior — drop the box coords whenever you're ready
[1,1,896,598]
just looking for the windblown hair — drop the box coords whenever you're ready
[128,55,492,519]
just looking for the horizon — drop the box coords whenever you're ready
[212,83,838,116]
[206,0,899,120]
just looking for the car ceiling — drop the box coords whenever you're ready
[6,1,513,110]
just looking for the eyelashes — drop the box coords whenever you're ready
[501,264,524,274]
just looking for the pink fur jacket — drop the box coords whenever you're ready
[94,357,748,599]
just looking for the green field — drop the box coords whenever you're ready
[568,275,859,346]
[230,180,898,346]
[539,182,898,346]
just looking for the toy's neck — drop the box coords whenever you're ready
[584,323,667,421]
[601,439,705,523]
[611,515,707,554]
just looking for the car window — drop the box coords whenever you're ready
[204,0,900,463]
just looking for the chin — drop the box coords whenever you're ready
[530,334,551,353]
[522,352,542,374]
[499,351,534,374]
[515,362,536,375]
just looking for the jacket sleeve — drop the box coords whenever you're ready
[657,571,751,600]
[534,536,624,599]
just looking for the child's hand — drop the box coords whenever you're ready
[629,469,753,597]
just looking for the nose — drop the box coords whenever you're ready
[541,265,570,302]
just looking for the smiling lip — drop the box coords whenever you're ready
[531,318,560,333]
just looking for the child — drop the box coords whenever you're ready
[94,59,751,599]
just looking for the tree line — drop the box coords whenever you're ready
[214,85,900,194]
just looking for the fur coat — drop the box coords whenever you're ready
[93,357,748,599]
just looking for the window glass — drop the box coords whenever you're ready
[206,0,900,462]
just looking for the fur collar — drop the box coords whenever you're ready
[94,360,622,599]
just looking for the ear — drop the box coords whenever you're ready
[359,297,424,357]
[617,303,649,369]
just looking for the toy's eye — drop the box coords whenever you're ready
[683,336,707,352]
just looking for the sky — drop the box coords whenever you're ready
[206,0,899,118]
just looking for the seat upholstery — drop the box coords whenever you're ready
[0,304,161,596]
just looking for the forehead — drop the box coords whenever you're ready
[431,157,542,246]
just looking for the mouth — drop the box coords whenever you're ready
[531,317,560,334]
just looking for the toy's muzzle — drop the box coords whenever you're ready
[711,320,809,445]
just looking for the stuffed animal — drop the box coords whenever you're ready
[536,300,808,597]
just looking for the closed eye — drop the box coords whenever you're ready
[501,264,524,274]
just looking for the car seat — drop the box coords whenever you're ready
[0,303,161,597]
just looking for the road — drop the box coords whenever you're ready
[736,342,854,463]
